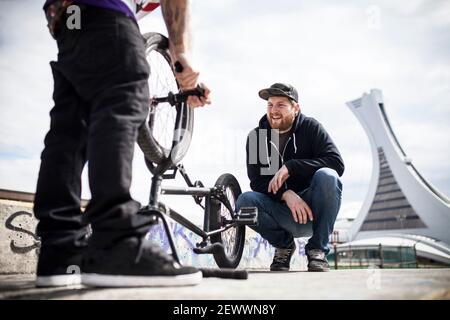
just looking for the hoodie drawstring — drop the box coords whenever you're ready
[293,134,298,153]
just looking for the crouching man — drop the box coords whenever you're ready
[236,83,344,272]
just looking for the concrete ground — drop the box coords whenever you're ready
[1,268,449,300]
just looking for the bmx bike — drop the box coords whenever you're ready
[136,32,258,270]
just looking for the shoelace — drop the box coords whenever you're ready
[308,250,325,260]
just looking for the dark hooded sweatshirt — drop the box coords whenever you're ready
[246,113,345,202]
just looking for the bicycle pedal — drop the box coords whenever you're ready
[235,207,258,225]
[193,243,225,255]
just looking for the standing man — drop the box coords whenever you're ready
[35,0,210,288]
[236,83,344,272]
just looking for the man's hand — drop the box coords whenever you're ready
[172,52,211,108]
[268,165,290,194]
[160,0,211,108]
[45,0,73,40]
[282,190,314,224]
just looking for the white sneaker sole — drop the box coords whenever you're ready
[82,271,202,287]
[35,274,82,287]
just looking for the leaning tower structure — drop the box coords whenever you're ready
[347,89,450,245]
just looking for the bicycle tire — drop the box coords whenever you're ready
[210,174,246,269]
[137,32,194,165]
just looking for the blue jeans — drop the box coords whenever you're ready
[236,168,342,254]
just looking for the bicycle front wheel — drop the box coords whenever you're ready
[137,32,194,165]
[210,174,246,269]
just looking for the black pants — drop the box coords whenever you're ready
[34,6,152,249]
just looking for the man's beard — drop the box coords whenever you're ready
[268,114,295,132]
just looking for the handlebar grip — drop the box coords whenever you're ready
[181,85,205,98]
[153,85,206,106]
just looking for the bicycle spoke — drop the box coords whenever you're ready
[220,187,237,257]
[146,49,178,152]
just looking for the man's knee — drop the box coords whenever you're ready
[236,191,265,209]
[311,168,342,196]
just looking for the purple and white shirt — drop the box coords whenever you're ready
[43,0,160,20]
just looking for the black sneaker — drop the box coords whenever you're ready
[307,249,330,272]
[36,245,83,287]
[270,243,296,271]
[81,237,202,287]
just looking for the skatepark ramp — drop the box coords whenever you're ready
[0,189,309,274]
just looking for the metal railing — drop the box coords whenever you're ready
[329,244,431,269]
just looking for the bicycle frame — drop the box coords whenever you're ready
[144,161,238,239]
[140,158,242,264]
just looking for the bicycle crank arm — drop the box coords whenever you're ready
[200,268,248,280]
[193,242,225,255]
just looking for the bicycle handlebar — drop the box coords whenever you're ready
[151,85,205,106]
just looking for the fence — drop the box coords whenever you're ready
[328,244,423,269]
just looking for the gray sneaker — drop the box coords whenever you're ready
[270,243,296,271]
[307,249,330,272]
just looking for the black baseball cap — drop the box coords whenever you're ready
[258,83,299,103]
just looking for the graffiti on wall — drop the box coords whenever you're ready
[3,210,309,269]
[4,211,40,254]
[146,221,309,269]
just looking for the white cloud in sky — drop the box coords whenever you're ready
[0,0,449,222]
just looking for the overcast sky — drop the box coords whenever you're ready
[0,0,449,224]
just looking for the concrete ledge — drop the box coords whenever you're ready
[0,195,309,274]
[0,199,308,274]
[0,199,39,274]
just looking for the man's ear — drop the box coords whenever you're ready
[294,102,300,116]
